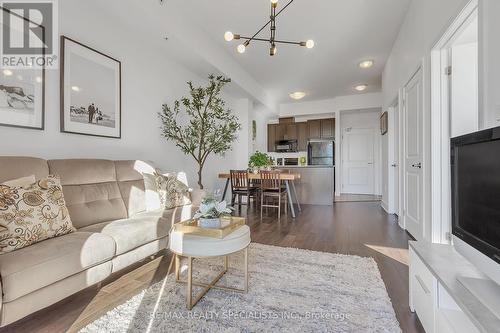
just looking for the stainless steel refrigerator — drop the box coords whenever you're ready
[307,140,334,166]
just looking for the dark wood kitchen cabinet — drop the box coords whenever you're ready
[308,120,321,139]
[297,122,308,151]
[321,118,335,138]
[267,124,277,152]
[308,118,335,139]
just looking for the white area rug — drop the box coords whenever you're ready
[81,243,401,332]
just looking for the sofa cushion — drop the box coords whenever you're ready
[0,157,49,183]
[0,175,76,254]
[0,231,115,302]
[79,214,172,255]
[115,160,156,217]
[48,159,127,228]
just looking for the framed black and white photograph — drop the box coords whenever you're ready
[60,36,121,138]
[380,111,388,135]
[0,7,45,130]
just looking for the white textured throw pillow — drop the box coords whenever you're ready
[142,173,162,211]
[155,173,192,209]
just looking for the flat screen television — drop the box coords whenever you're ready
[451,126,500,285]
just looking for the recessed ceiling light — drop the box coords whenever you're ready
[3,69,13,76]
[71,86,81,92]
[289,91,306,100]
[354,84,368,92]
[35,76,42,83]
[359,60,374,69]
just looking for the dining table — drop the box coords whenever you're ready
[218,172,302,218]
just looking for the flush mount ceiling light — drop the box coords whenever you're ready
[2,69,13,76]
[289,91,306,100]
[354,84,368,92]
[359,60,374,69]
[224,0,314,56]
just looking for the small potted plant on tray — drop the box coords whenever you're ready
[194,196,233,229]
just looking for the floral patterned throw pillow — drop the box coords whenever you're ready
[0,175,76,254]
[155,173,192,209]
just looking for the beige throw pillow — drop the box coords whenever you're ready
[0,175,76,254]
[2,175,36,187]
[155,173,191,209]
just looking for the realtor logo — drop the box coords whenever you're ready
[1,0,58,68]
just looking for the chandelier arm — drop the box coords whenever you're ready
[238,36,304,46]
[244,0,295,44]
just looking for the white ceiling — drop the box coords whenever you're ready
[172,0,411,104]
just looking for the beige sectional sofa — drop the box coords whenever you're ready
[0,156,199,327]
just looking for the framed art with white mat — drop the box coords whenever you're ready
[60,36,121,138]
[0,7,45,130]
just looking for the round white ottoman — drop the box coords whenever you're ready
[169,225,251,309]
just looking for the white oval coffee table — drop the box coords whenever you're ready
[169,224,251,310]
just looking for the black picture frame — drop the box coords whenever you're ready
[0,6,45,131]
[60,35,122,139]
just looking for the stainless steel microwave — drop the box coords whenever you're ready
[275,140,298,153]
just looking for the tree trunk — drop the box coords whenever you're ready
[197,164,204,189]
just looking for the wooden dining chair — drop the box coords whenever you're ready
[230,170,259,209]
[260,170,288,221]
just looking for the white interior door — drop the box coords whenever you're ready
[342,128,375,195]
[404,68,424,240]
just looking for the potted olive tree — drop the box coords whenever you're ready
[159,75,241,189]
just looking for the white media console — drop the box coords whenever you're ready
[409,241,500,333]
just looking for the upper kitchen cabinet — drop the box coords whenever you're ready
[267,124,277,152]
[308,120,321,139]
[276,123,297,141]
[297,122,308,151]
[308,118,335,139]
[321,118,335,138]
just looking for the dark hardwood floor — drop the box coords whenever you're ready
[0,202,424,333]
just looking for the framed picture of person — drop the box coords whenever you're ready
[60,36,121,138]
[0,7,45,130]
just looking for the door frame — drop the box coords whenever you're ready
[401,62,425,239]
[430,0,478,244]
[387,97,402,217]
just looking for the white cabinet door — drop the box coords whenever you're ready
[404,68,424,240]
[342,128,375,194]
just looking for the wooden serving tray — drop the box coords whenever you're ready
[173,216,246,239]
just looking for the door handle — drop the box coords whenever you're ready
[412,162,422,169]
[391,164,397,167]
[367,162,374,165]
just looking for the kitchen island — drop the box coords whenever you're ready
[276,166,335,205]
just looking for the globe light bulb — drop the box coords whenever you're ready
[237,44,246,54]
[224,31,234,42]
[306,40,315,49]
